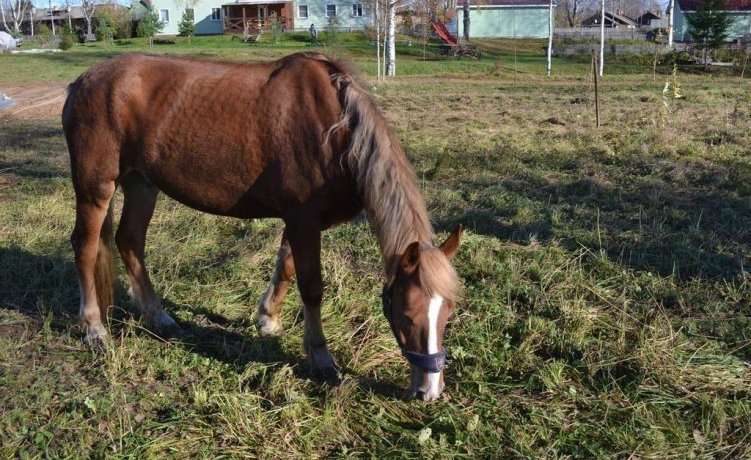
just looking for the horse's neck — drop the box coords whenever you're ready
[365,176,434,280]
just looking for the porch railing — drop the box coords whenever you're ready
[223,16,290,36]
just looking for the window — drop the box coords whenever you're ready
[159,9,169,23]
[352,3,362,17]
[298,4,308,18]
[211,7,221,21]
[326,4,336,17]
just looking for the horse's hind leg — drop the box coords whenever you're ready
[71,181,116,345]
[115,173,178,336]
[255,230,295,336]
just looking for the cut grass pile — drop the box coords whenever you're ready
[1,40,750,457]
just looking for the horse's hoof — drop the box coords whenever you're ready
[308,346,340,384]
[314,366,342,385]
[85,324,108,351]
[256,314,283,337]
[152,311,182,339]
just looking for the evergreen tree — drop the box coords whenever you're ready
[137,8,164,47]
[178,8,195,43]
[687,0,732,68]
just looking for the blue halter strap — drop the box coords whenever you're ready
[403,349,447,374]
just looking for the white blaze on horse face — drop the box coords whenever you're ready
[425,294,444,400]
[427,294,443,354]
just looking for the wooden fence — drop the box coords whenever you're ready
[555,27,650,41]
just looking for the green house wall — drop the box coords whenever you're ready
[674,3,751,42]
[293,0,371,31]
[456,5,550,39]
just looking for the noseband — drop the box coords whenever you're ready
[382,284,447,374]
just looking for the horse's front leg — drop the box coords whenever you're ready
[255,230,295,336]
[285,220,339,382]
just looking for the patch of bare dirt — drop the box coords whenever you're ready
[0,82,67,120]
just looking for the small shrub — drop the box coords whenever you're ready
[60,33,73,51]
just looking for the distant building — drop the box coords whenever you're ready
[581,10,637,29]
[672,0,751,42]
[635,11,664,28]
[453,0,554,39]
[140,0,372,36]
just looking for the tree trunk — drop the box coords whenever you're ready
[667,0,674,48]
[376,0,381,80]
[0,2,10,34]
[547,0,553,77]
[599,0,604,77]
[462,0,469,41]
[387,1,396,76]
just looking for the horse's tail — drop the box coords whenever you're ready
[95,200,115,319]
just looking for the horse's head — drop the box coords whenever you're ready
[382,226,462,401]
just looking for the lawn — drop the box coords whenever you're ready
[1,34,750,458]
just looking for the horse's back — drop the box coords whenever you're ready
[63,53,355,219]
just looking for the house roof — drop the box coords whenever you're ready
[583,11,637,26]
[456,0,550,6]
[637,11,661,20]
[33,6,86,21]
[677,0,751,11]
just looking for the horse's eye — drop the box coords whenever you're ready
[381,286,392,318]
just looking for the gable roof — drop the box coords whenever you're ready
[582,10,638,27]
[677,0,751,11]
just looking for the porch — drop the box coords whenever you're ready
[222,1,294,36]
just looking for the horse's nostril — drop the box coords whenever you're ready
[415,391,427,401]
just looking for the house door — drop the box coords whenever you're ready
[258,5,267,23]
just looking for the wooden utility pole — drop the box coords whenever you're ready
[592,50,600,128]
[547,0,553,77]
[463,0,469,41]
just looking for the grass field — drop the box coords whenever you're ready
[1,35,751,458]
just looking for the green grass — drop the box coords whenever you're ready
[1,32,669,84]
[1,35,751,458]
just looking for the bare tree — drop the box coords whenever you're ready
[80,0,97,37]
[365,0,389,79]
[559,0,584,27]
[0,1,9,32]
[1,0,32,35]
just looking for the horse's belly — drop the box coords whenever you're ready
[140,147,283,219]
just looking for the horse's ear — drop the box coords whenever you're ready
[440,225,463,260]
[400,241,421,274]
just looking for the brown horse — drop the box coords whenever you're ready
[62,52,461,401]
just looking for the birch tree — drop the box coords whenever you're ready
[386,0,396,76]
[1,0,32,35]
[81,0,97,37]
[366,0,387,79]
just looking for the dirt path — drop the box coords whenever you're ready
[0,82,68,120]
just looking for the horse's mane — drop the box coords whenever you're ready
[317,54,459,303]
